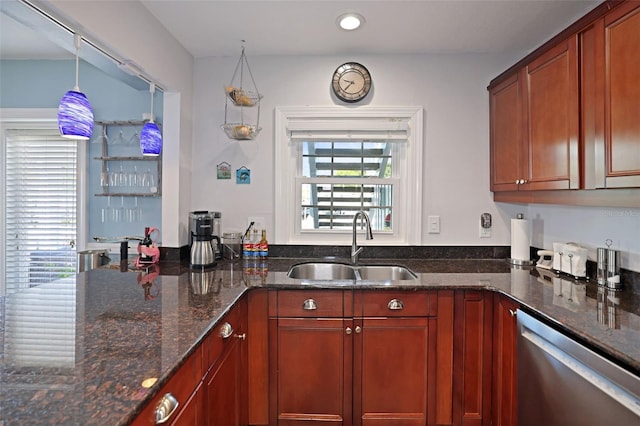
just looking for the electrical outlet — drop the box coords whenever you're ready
[427,215,440,234]
[479,222,491,238]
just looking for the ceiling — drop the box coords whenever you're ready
[1,0,601,60]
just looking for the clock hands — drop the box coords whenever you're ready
[341,79,356,91]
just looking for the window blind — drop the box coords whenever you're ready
[3,129,77,368]
[288,116,410,141]
[4,129,77,292]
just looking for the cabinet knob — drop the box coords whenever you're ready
[155,393,179,424]
[355,326,362,334]
[387,299,404,310]
[220,322,234,339]
[509,309,517,317]
[235,333,247,340]
[346,327,352,335]
[303,299,318,310]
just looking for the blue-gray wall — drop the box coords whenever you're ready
[1,59,163,242]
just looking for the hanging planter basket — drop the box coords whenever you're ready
[222,46,262,140]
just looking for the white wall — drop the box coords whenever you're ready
[193,53,640,272]
[193,53,515,241]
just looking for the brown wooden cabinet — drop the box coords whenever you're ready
[583,1,640,188]
[490,36,579,192]
[203,297,248,426]
[268,289,436,426]
[453,290,493,426]
[131,346,203,426]
[489,71,525,192]
[491,294,519,426]
[269,290,352,425]
[354,291,434,426]
[490,0,640,204]
[523,37,580,190]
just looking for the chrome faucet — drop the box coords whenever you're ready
[351,211,373,264]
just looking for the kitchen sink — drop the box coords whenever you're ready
[287,262,417,281]
[287,262,358,280]
[356,265,417,281]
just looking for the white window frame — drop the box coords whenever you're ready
[274,106,423,245]
[0,108,88,296]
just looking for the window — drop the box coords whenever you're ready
[1,109,82,368]
[1,109,85,295]
[275,106,423,245]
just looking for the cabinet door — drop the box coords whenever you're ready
[270,317,352,425]
[453,291,492,426]
[491,295,519,426]
[598,2,640,187]
[205,337,244,426]
[523,37,580,190]
[490,71,525,192]
[353,317,429,426]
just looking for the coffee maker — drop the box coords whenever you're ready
[189,211,221,268]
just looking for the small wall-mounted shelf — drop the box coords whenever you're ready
[94,120,162,197]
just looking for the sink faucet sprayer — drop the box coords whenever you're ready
[351,211,373,264]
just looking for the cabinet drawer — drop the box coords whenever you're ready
[360,291,433,317]
[131,349,201,425]
[203,300,245,371]
[274,290,345,317]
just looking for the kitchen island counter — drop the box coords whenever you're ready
[0,258,638,425]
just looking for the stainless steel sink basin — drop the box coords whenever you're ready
[356,265,417,281]
[287,262,357,280]
[287,262,417,281]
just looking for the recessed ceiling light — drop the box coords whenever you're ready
[337,13,365,31]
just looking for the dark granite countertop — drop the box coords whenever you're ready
[1,257,638,425]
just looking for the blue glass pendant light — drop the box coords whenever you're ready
[140,83,162,156]
[58,34,94,140]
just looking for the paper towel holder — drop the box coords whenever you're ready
[509,213,535,266]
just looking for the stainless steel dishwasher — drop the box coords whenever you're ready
[517,309,640,426]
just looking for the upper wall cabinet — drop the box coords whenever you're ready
[490,38,580,193]
[583,1,640,189]
[489,0,640,205]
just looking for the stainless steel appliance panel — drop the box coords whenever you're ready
[517,309,640,426]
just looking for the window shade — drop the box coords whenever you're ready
[288,116,410,141]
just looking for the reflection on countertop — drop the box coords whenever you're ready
[0,257,638,425]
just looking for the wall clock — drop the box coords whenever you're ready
[331,62,372,103]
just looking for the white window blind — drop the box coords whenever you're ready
[2,128,78,368]
[4,129,77,292]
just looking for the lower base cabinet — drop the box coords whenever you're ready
[134,288,520,426]
[491,294,519,426]
[268,289,436,426]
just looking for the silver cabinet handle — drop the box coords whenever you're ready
[387,299,404,310]
[155,393,179,424]
[303,298,318,310]
[355,326,362,334]
[236,333,246,340]
[509,309,517,317]
[220,322,233,339]
[346,327,352,335]
[515,179,521,184]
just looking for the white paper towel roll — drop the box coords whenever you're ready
[510,218,531,262]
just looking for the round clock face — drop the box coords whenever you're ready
[332,62,372,103]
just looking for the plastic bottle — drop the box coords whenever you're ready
[259,229,269,258]
[251,229,260,257]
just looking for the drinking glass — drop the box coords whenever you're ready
[101,196,112,223]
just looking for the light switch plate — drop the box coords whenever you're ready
[427,215,440,234]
